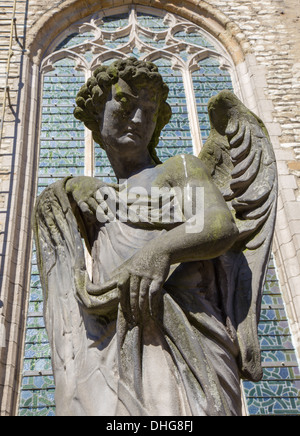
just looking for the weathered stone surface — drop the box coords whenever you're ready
[34,60,277,416]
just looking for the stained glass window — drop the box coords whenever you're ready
[243,255,300,415]
[19,57,85,416]
[18,5,300,416]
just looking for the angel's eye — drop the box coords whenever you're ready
[115,93,128,105]
[120,96,128,105]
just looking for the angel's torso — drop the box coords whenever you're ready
[91,154,222,318]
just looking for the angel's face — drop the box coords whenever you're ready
[99,78,159,156]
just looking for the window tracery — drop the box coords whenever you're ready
[41,6,235,160]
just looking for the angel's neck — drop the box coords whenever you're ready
[105,149,155,180]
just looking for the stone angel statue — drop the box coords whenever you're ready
[33,58,277,416]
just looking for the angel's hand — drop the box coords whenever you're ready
[87,244,171,325]
[66,176,116,223]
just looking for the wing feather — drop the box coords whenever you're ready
[200,90,277,243]
[198,90,278,380]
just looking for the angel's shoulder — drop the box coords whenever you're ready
[160,154,211,184]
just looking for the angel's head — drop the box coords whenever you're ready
[74,57,172,164]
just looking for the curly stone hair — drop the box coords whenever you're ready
[73,57,172,164]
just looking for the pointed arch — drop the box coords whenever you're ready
[26,0,246,66]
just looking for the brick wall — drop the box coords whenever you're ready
[207,0,300,187]
[0,0,299,415]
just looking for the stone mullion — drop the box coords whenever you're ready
[180,67,203,156]
[84,68,94,177]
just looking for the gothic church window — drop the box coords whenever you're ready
[18,5,300,416]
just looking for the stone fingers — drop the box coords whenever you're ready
[118,272,162,326]
[129,275,141,324]
[149,279,163,319]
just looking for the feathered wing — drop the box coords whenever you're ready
[33,178,119,414]
[199,90,278,380]
[33,178,90,413]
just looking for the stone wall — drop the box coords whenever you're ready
[0,0,299,415]
[211,0,300,185]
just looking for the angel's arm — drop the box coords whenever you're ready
[146,154,239,264]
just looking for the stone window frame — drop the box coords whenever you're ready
[1,0,299,416]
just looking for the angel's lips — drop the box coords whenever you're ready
[124,129,142,139]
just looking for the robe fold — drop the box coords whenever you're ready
[33,178,264,416]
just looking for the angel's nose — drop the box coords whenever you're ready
[130,107,143,125]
